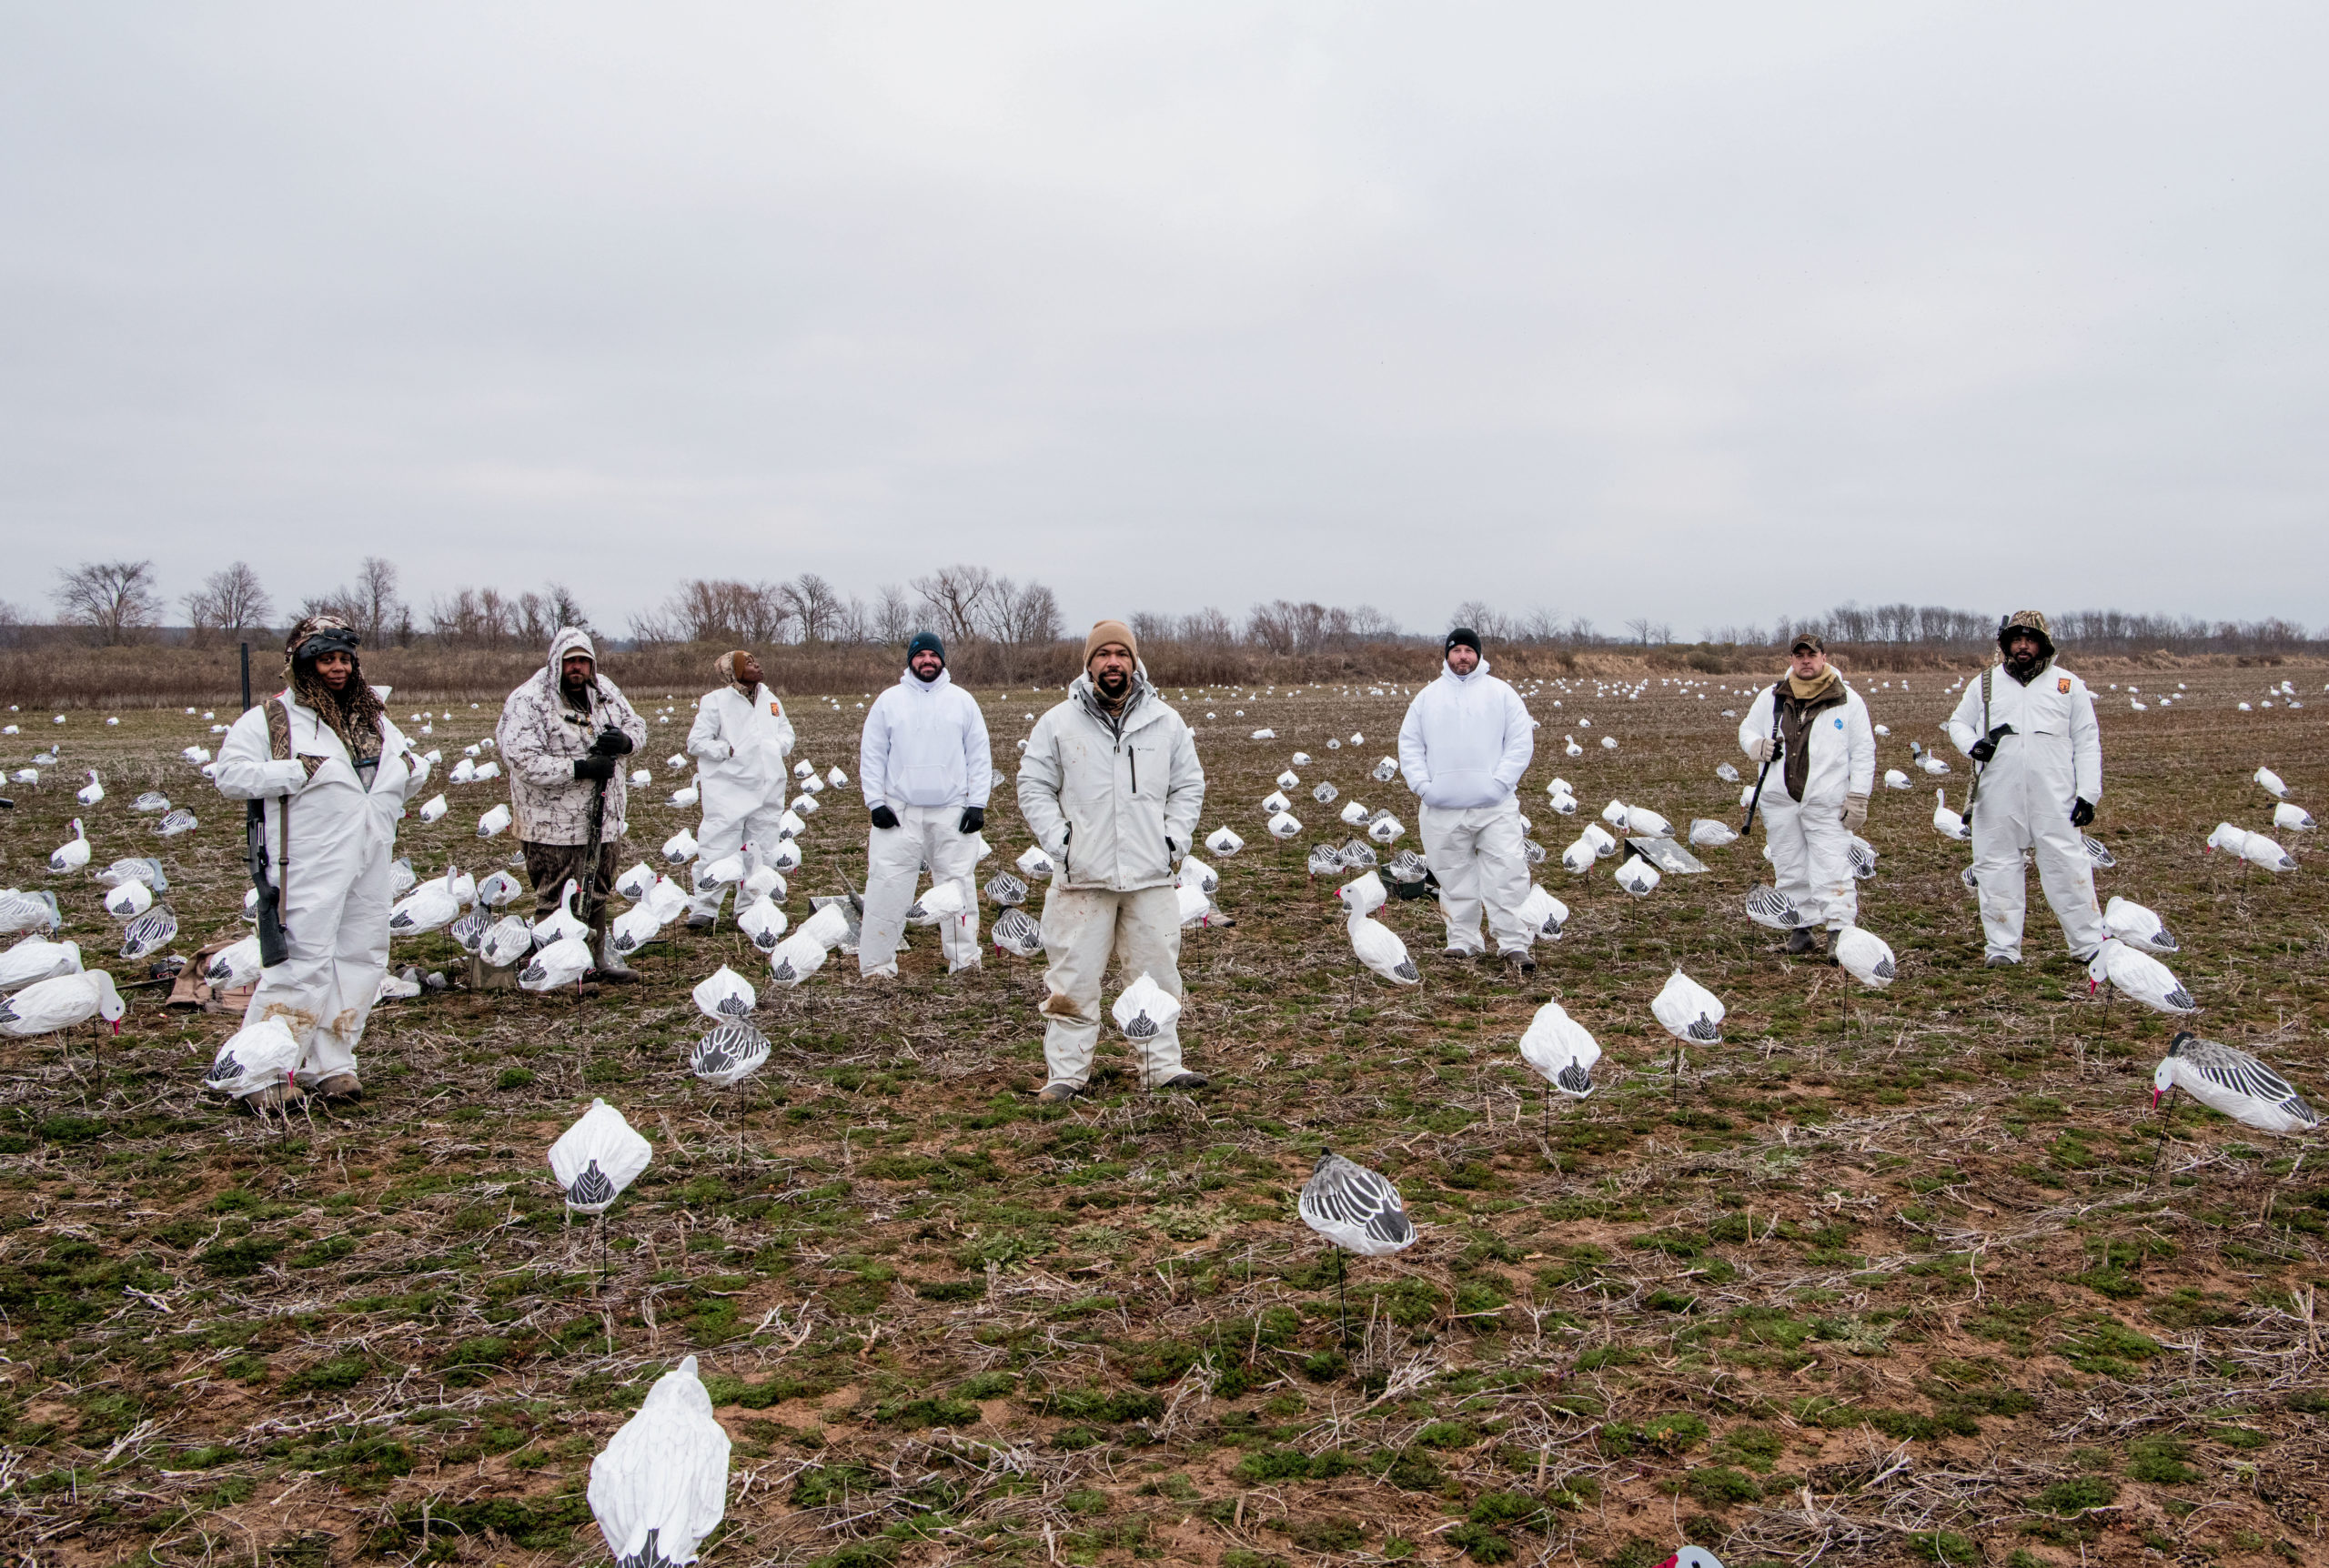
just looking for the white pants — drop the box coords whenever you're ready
[687,798,793,920]
[860,805,983,974]
[242,843,391,1086]
[1970,749,2105,961]
[1759,791,1856,929]
[1038,884,1185,1088]
[1418,799,1533,955]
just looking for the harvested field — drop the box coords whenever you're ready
[1,663,2325,1567]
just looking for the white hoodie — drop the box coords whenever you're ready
[1396,658,1536,809]
[860,668,993,811]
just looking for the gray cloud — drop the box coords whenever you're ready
[4,3,2324,638]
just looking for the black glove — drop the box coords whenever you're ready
[591,729,634,758]
[869,805,900,830]
[573,755,617,783]
[1967,739,1996,764]
[959,806,984,834]
[2070,798,2095,828]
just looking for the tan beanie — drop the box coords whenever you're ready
[1084,619,1136,668]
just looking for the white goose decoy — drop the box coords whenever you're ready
[1651,970,1724,1045]
[156,808,198,838]
[49,819,90,875]
[691,964,757,1020]
[203,1016,302,1102]
[827,766,847,788]
[0,937,81,991]
[1624,805,1673,839]
[2255,765,2289,799]
[1517,1000,1601,1115]
[667,752,689,771]
[118,904,177,960]
[1688,819,1738,849]
[390,868,464,937]
[449,757,478,784]
[1581,822,1617,859]
[2082,834,2115,869]
[1714,761,1740,784]
[1931,790,1968,841]
[1299,1149,1416,1328]
[1347,910,1418,986]
[1545,789,1578,816]
[616,860,659,900]
[2210,823,2298,872]
[629,768,651,788]
[1372,756,1398,782]
[1306,843,1346,881]
[736,894,789,951]
[104,879,154,919]
[992,907,1043,958]
[1515,884,1565,940]
[470,759,499,781]
[2274,801,2315,832]
[1599,736,1618,750]
[520,933,594,990]
[2089,939,2195,1015]
[76,770,104,807]
[2153,1031,2318,1138]
[1366,812,1403,846]
[480,915,536,969]
[549,1098,653,1213]
[691,1020,771,1089]
[2102,895,2178,954]
[476,869,524,908]
[1882,768,1911,791]
[95,855,165,891]
[662,827,700,866]
[1653,1549,1726,1568]
[1261,789,1292,816]
[1111,971,1183,1051]
[1204,826,1243,858]
[587,1354,730,1568]
[1832,926,1897,988]
[1267,810,1303,841]
[418,793,449,823]
[534,879,590,946]
[132,790,169,814]
[1614,852,1660,897]
[1599,799,1629,830]
[205,934,264,990]
[669,784,701,809]
[1559,834,1595,874]
[1564,736,1584,758]
[1847,835,1879,880]
[0,968,123,1037]
[1275,769,1301,790]
[1335,869,1386,920]
[477,803,512,839]
[764,927,831,987]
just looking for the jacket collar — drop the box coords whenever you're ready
[1437,658,1494,688]
[1072,671,1157,732]
[899,668,953,695]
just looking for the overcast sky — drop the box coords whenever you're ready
[5,4,2324,641]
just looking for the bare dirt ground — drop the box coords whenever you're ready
[1,662,2324,1568]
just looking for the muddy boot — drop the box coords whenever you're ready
[590,926,639,983]
[1785,925,1817,955]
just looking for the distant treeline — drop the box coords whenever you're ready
[5,556,2321,706]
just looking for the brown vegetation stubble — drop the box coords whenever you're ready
[0,665,2324,1565]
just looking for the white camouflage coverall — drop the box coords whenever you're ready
[1947,661,2106,961]
[1396,658,1537,955]
[1015,674,1205,1089]
[213,689,427,1086]
[685,681,796,921]
[1738,678,1876,929]
[857,667,993,974]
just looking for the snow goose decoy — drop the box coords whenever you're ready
[1624,805,1674,839]
[76,770,104,807]
[992,907,1042,958]
[1687,819,1738,849]
[104,879,154,920]
[1831,926,1897,1035]
[2255,766,2289,799]
[417,793,449,824]
[48,819,90,875]
[475,869,524,908]
[615,860,659,901]
[1177,855,1219,897]
[533,878,589,947]
[1111,971,1185,1084]
[1613,849,1660,897]
[1371,756,1398,782]
[1299,1148,1416,1337]
[0,967,123,1038]
[1931,790,1967,842]
[519,934,595,991]
[204,934,264,990]
[734,894,789,953]
[155,809,197,838]
[586,1354,730,1568]
[984,871,1027,908]
[2082,834,2115,869]
[661,827,700,866]
[1346,909,1418,987]
[119,905,177,960]
[1882,768,1911,791]
[476,803,512,839]
[1650,969,1723,1086]
[1847,834,1878,880]
[2102,895,2178,954]
[764,927,832,990]
[2274,801,2315,833]
[480,915,536,970]
[1307,843,1345,881]
[389,868,464,937]
[1714,762,1740,784]
[0,937,81,991]
[691,965,757,1020]
[202,1016,302,1109]
[2152,1031,2319,1166]
[131,790,169,814]
[1339,798,1372,827]
[2089,939,2194,1017]
[1564,735,1584,759]
[1517,885,1568,940]
[1517,1000,1600,1130]
[1366,812,1404,846]
[1203,826,1243,858]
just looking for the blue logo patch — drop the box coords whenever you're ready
[1833,717,1844,729]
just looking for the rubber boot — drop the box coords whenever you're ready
[590,923,640,983]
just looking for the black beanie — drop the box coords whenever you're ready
[1445,627,1482,658]
[906,631,945,668]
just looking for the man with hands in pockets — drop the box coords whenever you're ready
[1398,627,1538,974]
[858,632,993,978]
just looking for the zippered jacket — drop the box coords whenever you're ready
[1015,672,1205,890]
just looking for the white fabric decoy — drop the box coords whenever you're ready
[0,890,61,939]
[549,1099,653,1213]
[1518,1000,1600,1097]
[1336,869,1387,919]
[533,879,589,946]
[1262,790,1292,816]
[1931,789,1968,841]
[1688,819,1738,849]
[1016,845,1055,879]
[615,861,659,901]
[1599,799,1629,830]
[49,819,91,875]
[691,964,757,1020]
[388,858,418,898]
[480,915,535,969]
[1600,736,1618,750]
[119,904,177,961]
[1176,855,1217,896]
[764,928,830,987]
[476,869,524,908]
[104,879,154,919]
[449,758,478,784]
[1372,757,1398,782]
[1267,810,1303,841]
[0,937,81,991]
[1714,762,1740,784]
[1847,835,1878,879]
[1339,798,1370,826]
[477,803,512,838]
[1175,881,1215,927]
[418,793,449,823]
[629,768,651,788]
[1559,834,1595,874]
[1298,1151,1416,1257]
[1306,844,1344,880]
[2089,939,2195,1014]
[203,1016,303,1101]
[0,969,123,1037]
[2255,766,2289,799]
[77,770,104,807]
[2153,1031,2318,1136]
[662,828,700,865]
[1581,822,1617,858]
[204,934,263,990]
[1564,736,1584,758]
[389,869,464,937]
[2274,801,2314,832]
[992,907,1042,957]
[1347,910,1418,985]
[736,895,789,952]
[1651,970,1724,1043]
[1275,769,1300,790]
[1882,769,1911,790]
[2103,895,2179,954]
[519,934,594,990]
[1614,854,1659,896]
[1204,826,1244,857]
[1112,972,1183,1040]
[827,766,847,788]
[1833,927,1897,988]
[691,1021,771,1089]
[667,752,689,771]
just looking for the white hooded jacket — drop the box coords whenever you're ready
[214,684,426,879]
[689,682,796,822]
[1396,659,1535,809]
[860,668,993,811]
[495,628,650,845]
[1946,658,2102,805]
[1016,672,1204,891]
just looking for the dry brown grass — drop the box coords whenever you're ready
[1,663,2325,1567]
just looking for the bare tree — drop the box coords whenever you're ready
[53,559,163,645]
[642,579,791,645]
[1179,607,1237,647]
[984,579,1063,645]
[184,561,273,646]
[872,585,914,647]
[348,558,404,644]
[781,573,848,643]
[0,598,22,650]
[428,587,521,649]
[544,582,590,632]
[911,565,996,646]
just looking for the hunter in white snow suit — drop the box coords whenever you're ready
[858,633,993,976]
[1397,628,1538,968]
[1945,610,2105,966]
[684,649,796,925]
[1738,634,1876,950]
